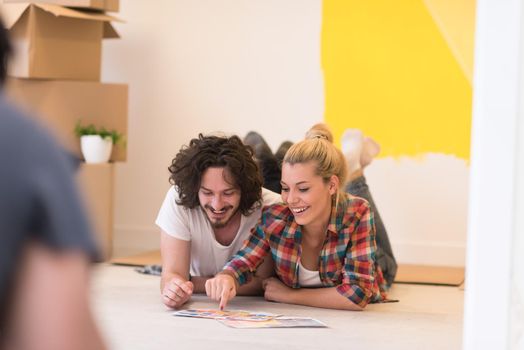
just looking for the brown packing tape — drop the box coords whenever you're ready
[111,250,162,267]
[5,79,128,162]
[394,264,465,286]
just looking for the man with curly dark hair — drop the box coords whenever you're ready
[155,134,281,308]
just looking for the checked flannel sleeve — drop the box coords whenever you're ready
[335,200,378,308]
[222,218,271,286]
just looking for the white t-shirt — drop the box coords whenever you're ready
[155,187,281,277]
[298,261,322,288]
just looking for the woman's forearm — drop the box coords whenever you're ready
[281,287,363,311]
[236,276,264,296]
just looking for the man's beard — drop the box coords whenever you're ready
[203,205,238,229]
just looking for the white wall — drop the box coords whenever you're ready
[367,155,468,266]
[102,0,324,255]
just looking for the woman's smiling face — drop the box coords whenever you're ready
[280,161,337,230]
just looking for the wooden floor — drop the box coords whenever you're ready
[91,264,465,350]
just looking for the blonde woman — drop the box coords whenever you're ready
[206,124,388,311]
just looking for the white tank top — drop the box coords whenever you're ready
[298,261,322,287]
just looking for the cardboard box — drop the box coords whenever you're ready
[5,78,128,162]
[76,163,114,260]
[4,0,119,12]
[3,3,121,80]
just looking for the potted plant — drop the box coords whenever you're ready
[74,122,122,163]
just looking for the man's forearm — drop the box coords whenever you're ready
[160,271,188,291]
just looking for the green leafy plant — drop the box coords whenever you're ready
[74,121,122,145]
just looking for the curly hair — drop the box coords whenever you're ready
[168,134,263,215]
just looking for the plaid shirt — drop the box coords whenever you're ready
[223,193,387,308]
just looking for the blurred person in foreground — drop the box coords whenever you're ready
[0,15,106,350]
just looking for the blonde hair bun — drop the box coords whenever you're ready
[305,123,334,143]
[284,122,348,190]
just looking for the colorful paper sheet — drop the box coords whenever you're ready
[219,316,327,329]
[173,309,278,321]
[173,309,327,328]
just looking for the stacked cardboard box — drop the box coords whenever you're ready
[3,1,127,259]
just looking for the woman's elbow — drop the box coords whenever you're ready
[342,298,365,311]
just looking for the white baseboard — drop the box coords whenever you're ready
[112,226,466,267]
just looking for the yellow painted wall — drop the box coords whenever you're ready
[423,0,476,84]
[321,0,474,159]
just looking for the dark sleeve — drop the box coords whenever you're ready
[7,106,100,261]
[0,100,99,324]
[28,151,99,260]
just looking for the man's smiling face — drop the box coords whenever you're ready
[198,167,241,229]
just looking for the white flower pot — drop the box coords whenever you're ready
[80,135,113,163]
